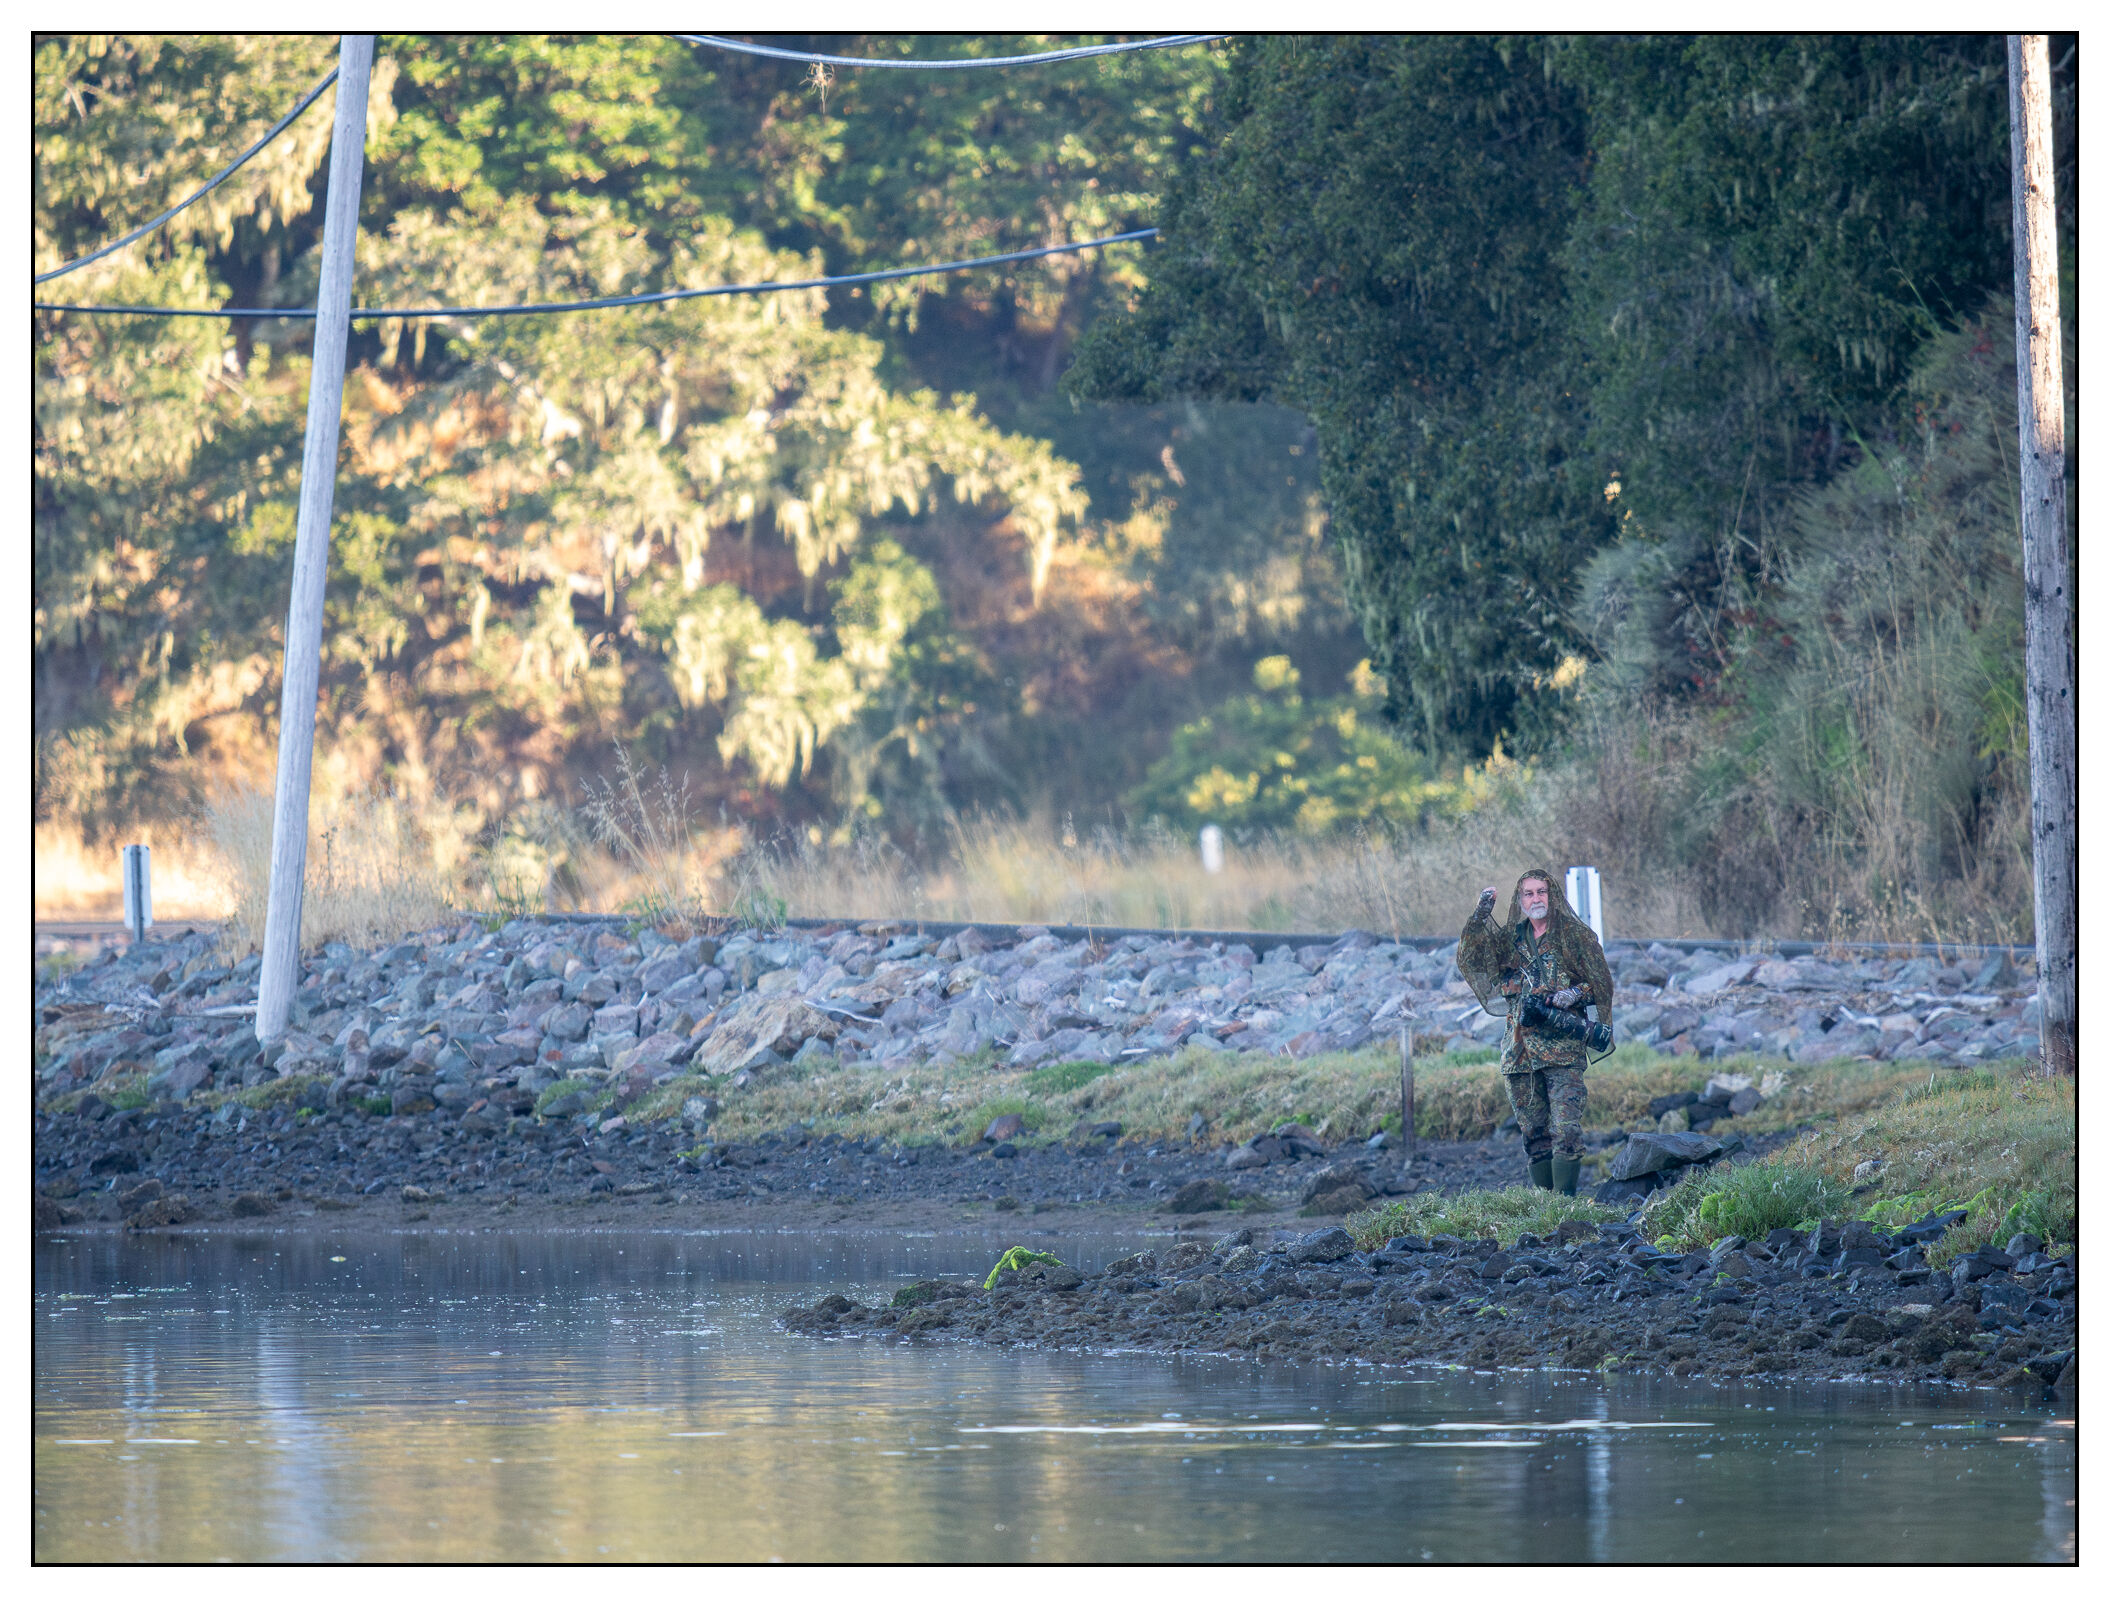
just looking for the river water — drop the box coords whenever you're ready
[35,1230,2074,1563]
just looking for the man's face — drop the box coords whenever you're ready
[1519,877,1551,925]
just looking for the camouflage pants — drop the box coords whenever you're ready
[1505,1066,1586,1163]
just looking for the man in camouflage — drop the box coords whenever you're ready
[1457,866,1615,1195]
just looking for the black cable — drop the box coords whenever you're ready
[32,227,1159,320]
[678,34,1224,70]
[34,66,342,285]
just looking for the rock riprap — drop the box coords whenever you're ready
[33,919,2041,1115]
[784,1215,2077,1397]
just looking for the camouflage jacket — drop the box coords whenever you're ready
[1497,921,1590,1076]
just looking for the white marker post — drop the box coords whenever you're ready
[256,36,375,1044]
[1565,866,1603,942]
[122,845,153,944]
[1198,825,1225,875]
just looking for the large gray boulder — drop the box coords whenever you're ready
[1605,1131,1725,1182]
[1286,1226,1358,1265]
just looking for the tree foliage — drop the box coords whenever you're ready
[1129,656,1469,836]
[1068,36,1607,758]
[33,30,2070,931]
[36,34,1295,846]
[1071,33,2054,758]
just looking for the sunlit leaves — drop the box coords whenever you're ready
[1129,655,1460,835]
[831,539,941,688]
[32,34,376,270]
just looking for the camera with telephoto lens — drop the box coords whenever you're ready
[1519,991,1614,1054]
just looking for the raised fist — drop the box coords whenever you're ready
[1477,887,1498,911]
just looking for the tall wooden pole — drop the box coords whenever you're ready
[2006,36,2075,1078]
[256,37,375,1044]
[1399,1029,1417,1155]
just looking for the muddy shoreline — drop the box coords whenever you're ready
[782,1218,2078,1403]
[36,1092,2075,1405]
[32,1086,1610,1237]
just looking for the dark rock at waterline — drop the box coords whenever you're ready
[124,1193,191,1228]
[228,1191,276,1217]
[1285,1226,1356,1265]
[1166,1178,1233,1214]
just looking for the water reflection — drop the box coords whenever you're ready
[36,1233,2075,1562]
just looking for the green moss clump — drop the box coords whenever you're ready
[983,1247,1066,1289]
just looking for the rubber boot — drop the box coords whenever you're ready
[1552,1157,1581,1196]
[1528,1158,1554,1190]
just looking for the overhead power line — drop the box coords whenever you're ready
[32,227,1160,320]
[679,33,1225,69]
[33,65,342,285]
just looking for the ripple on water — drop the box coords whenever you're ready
[34,1232,2075,1563]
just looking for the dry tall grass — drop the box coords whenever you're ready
[204,787,457,954]
[726,788,1712,939]
[36,724,2028,947]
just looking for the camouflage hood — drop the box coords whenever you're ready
[1457,865,1615,1018]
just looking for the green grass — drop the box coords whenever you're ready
[1023,1058,1117,1096]
[619,1034,2042,1155]
[1643,1162,1853,1253]
[1775,1063,2075,1263]
[1636,1060,2072,1261]
[1346,1186,1622,1249]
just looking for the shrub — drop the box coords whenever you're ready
[1128,656,1470,835]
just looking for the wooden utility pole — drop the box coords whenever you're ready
[256,36,375,1044]
[2006,36,2075,1078]
[1399,1029,1417,1155]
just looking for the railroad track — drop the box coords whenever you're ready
[34,915,2035,964]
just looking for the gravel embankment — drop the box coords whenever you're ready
[33,914,2040,1126]
[784,1218,2078,1400]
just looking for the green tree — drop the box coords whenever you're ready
[1556,35,2019,702]
[1068,35,1609,759]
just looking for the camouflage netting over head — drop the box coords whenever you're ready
[1456,864,1615,1019]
